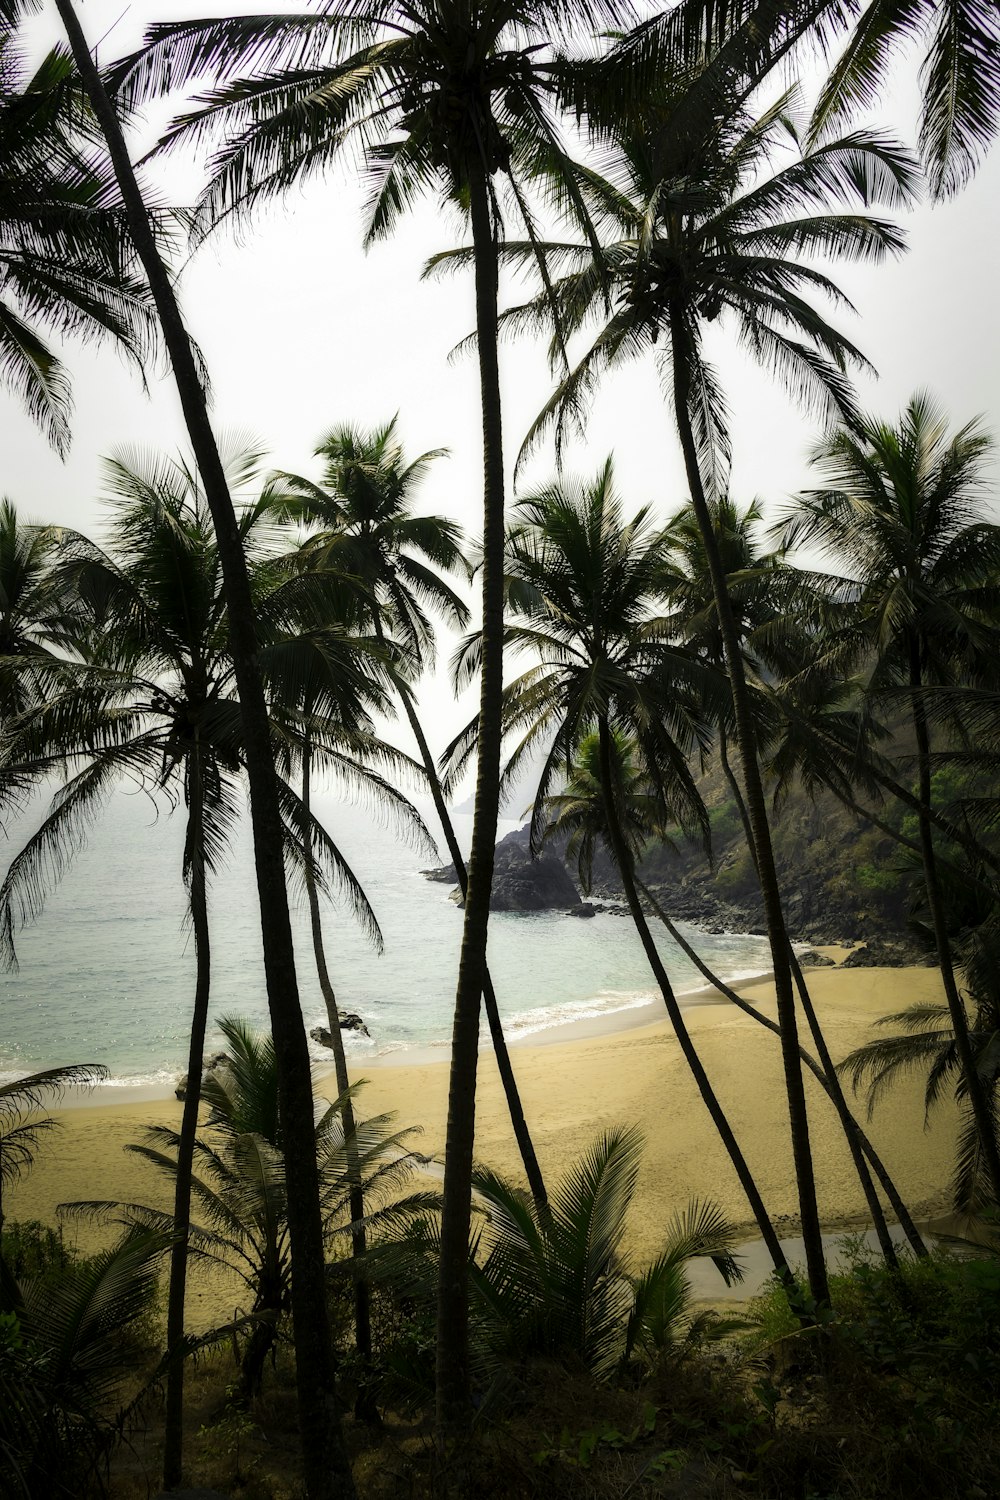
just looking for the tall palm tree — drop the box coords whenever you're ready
[446,461,795,1288]
[484,83,919,1305]
[274,418,548,1215]
[0,448,389,1483]
[108,1,635,1429]
[49,9,355,1492]
[779,393,1000,1208]
[0,27,156,451]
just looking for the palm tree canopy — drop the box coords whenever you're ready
[438,81,917,481]
[0,444,411,963]
[443,457,720,852]
[272,416,469,666]
[109,0,636,250]
[777,393,1000,695]
[0,30,157,450]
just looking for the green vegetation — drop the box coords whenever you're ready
[1,0,1000,1492]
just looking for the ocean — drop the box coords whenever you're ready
[0,784,773,1090]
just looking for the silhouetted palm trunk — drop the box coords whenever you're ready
[301,737,374,1416]
[716,733,904,1266]
[393,675,548,1218]
[162,755,210,1488]
[670,314,829,1306]
[597,719,793,1287]
[435,156,506,1437]
[635,879,927,1258]
[909,642,1000,1205]
[54,10,355,1494]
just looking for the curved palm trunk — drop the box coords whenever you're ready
[636,879,927,1258]
[909,643,1000,1205]
[717,733,903,1267]
[54,13,355,1496]
[597,719,793,1288]
[670,316,829,1306]
[394,676,548,1217]
[162,754,210,1488]
[301,738,375,1414]
[435,156,506,1437]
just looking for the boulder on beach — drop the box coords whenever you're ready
[175,1052,229,1101]
[797,949,836,967]
[310,1014,371,1048]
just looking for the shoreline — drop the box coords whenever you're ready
[5,962,959,1298]
[7,958,794,1102]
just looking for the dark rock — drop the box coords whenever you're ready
[797,949,836,967]
[841,939,933,968]
[568,904,597,918]
[421,862,456,884]
[175,1053,228,1101]
[437,824,584,913]
[309,1014,371,1049]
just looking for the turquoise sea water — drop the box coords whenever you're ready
[0,785,773,1090]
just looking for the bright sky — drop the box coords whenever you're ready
[6,1,1000,766]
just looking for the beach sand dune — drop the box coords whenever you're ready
[7,964,958,1321]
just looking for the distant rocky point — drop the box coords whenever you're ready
[422,825,584,913]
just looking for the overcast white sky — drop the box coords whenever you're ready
[5,1,1000,767]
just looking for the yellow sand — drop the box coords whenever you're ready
[6,964,957,1317]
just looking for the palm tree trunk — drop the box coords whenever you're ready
[716,732,904,1266]
[53,12,355,1495]
[597,719,794,1288]
[635,879,927,1258]
[909,642,1000,1205]
[435,155,506,1437]
[393,675,548,1217]
[163,758,210,1488]
[669,314,829,1306]
[301,736,375,1416]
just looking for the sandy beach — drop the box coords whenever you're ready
[6,962,958,1319]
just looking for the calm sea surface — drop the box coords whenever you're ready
[0,785,772,1090]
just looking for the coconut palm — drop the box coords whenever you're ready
[1,1225,169,1499]
[468,1125,742,1379]
[0,28,156,452]
[0,446,395,1483]
[446,460,796,1287]
[71,1016,437,1405]
[780,393,1000,1209]
[274,418,548,1215]
[107,0,641,1427]
[542,727,929,1261]
[477,82,918,1306]
[0,1063,107,1237]
[49,9,350,1490]
[614,0,999,201]
[840,924,1000,1217]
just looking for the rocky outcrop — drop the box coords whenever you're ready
[310,1013,371,1048]
[797,950,836,967]
[840,938,935,968]
[424,826,583,912]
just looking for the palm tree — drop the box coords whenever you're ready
[0,27,156,451]
[1,1226,169,1500]
[446,461,796,1288]
[274,418,548,1215]
[839,925,1000,1217]
[108,0,636,1429]
[468,1125,742,1379]
[0,1062,107,1237]
[49,10,351,1492]
[0,447,389,1483]
[615,0,1000,200]
[779,393,1000,1209]
[70,1016,437,1405]
[487,83,919,1306]
[542,728,928,1261]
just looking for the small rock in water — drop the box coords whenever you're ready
[309,1014,371,1049]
